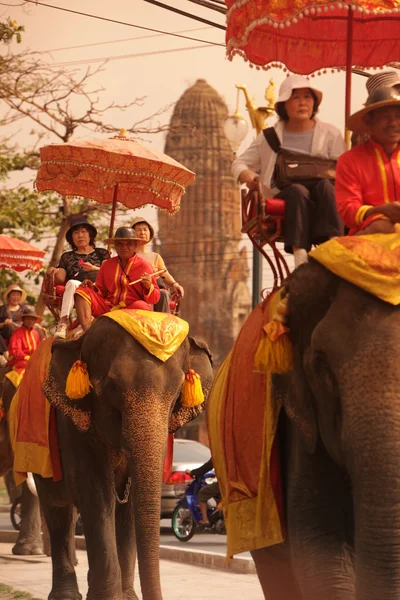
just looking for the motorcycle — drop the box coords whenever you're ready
[171,470,225,542]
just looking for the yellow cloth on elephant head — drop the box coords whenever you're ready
[102,309,189,362]
[310,233,400,305]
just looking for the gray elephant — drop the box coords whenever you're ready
[0,377,43,555]
[37,317,213,600]
[211,259,400,600]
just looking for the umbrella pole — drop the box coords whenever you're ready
[109,185,118,241]
[345,7,354,148]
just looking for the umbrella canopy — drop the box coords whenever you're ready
[225,0,400,75]
[35,131,196,215]
[0,235,45,272]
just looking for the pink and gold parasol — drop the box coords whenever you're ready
[35,130,196,236]
[0,235,45,272]
[225,0,400,123]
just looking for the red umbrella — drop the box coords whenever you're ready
[225,0,400,124]
[35,130,196,237]
[0,235,45,272]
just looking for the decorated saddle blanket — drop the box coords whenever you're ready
[8,337,62,486]
[207,290,285,560]
[102,308,189,362]
[310,233,400,305]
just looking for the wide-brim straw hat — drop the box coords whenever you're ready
[3,284,27,304]
[66,215,97,246]
[275,74,323,111]
[347,86,400,134]
[20,306,43,324]
[131,216,155,242]
[104,226,141,245]
[366,71,400,96]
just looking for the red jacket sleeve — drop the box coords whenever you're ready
[9,329,26,361]
[142,275,160,305]
[95,263,108,298]
[335,152,366,229]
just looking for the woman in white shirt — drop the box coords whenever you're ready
[232,75,346,268]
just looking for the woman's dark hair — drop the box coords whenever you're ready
[276,89,319,121]
[70,225,96,251]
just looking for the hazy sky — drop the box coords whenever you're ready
[1,0,385,290]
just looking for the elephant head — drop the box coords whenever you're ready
[274,259,400,599]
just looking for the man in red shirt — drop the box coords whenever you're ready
[75,227,160,332]
[8,308,42,372]
[336,86,400,235]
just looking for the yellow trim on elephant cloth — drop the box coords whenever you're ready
[310,233,400,305]
[5,369,24,389]
[207,291,284,561]
[102,309,189,362]
[8,337,62,486]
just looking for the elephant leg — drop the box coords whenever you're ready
[251,544,303,600]
[12,481,43,556]
[35,477,81,600]
[288,436,355,600]
[4,471,21,503]
[115,498,139,600]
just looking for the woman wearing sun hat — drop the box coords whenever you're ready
[0,283,29,354]
[232,74,346,268]
[48,215,110,339]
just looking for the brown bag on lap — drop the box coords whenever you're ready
[263,127,337,191]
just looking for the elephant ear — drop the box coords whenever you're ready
[274,260,340,453]
[43,338,93,432]
[168,336,213,434]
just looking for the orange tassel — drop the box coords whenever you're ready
[181,369,205,407]
[65,360,92,400]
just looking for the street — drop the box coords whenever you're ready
[0,512,251,560]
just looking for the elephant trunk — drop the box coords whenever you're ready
[344,382,400,600]
[123,402,169,600]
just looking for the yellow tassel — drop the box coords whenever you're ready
[66,360,92,400]
[254,321,293,374]
[181,369,205,407]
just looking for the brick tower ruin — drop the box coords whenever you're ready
[157,79,251,368]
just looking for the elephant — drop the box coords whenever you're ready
[37,317,213,600]
[214,259,400,600]
[0,376,43,555]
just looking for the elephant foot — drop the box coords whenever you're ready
[123,590,139,600]
[49,591,82,600]
[12,540,44,555]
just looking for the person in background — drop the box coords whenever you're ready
[132,216,184,312]
[187,457,220,528]
[0,284,29,355]
[48,216,110,340]
[232,74,346,268]
[7,307,42,372]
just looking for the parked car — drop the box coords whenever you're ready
[161,438,211,518]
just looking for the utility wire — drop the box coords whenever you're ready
[50,43,219,67]
[184,0,227,15]
[142,0,226,30]
[37,26,213,54]
[22,1,225,46]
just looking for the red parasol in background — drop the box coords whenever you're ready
[225,0,400,125]
[35,130,196,238]
[0,235,45,272]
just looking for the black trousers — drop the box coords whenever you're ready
[276,179,344,254]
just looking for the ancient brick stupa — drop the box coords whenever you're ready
[158,79,251,368]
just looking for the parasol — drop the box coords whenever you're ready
[35,129,196,237]
[0,235,45,272]
[225,0,400,126]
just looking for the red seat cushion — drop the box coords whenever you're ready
[265,198,285,216]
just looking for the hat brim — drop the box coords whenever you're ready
[66,223,98,245]
[20,314,43,324]
[347,99,400,133]
[274,87,323,111]
[103,236,141,245]
[4,286,27,304]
